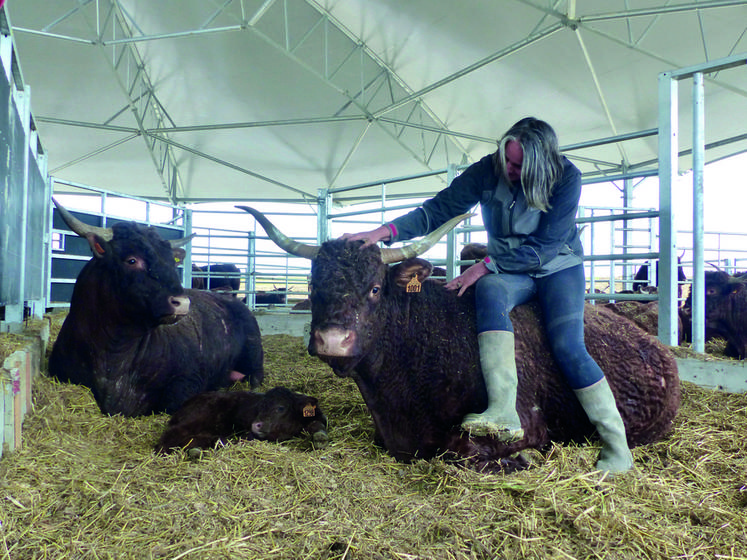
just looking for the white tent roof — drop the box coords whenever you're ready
[5,0,747,205]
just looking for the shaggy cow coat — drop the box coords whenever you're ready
[308,240,680,473]
[49,220,264,417]
[682,270,747,358]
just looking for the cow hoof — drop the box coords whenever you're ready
[312,430,330,448]
[187,447,203,460]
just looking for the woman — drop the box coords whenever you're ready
[342,117,634,474]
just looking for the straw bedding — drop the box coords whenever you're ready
[0,316,746,559]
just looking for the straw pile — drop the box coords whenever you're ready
[0,317,48,363]
[1,319,746,559]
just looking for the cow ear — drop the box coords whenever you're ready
[85,233,108,258]
[172,247,186,265]
[390,258,434,290]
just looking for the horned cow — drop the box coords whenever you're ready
[239,206,680,473]
[681,270,747,358]
[49,199,264,417]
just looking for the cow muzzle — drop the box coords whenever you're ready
[160,295,191,324]
[312,327,357,357]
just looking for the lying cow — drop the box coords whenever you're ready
[238,206,680,473]
[459,242,488,274]
[191,263,242,295]
[603,301,685,345]
[632,258,687,298]
[49,199,264,417]
[681,270,747,358]
[155,386,329,453]
[255,286,289,305]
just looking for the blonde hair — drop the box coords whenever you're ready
[494,117,564,212]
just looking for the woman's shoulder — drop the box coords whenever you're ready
[561,155,580,175]
[557,156,582,190]
[459,153,498,184]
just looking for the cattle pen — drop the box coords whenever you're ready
[1,313,746,559]
[1,11,747,556]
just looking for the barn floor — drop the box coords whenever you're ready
[0,314,746,559]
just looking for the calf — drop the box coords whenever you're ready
[155,386,329,453]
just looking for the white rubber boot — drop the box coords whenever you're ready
[574,377,634,475]
[461,331,524,441]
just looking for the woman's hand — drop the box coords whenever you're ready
[339,225,392,247]
[445,260,491,296]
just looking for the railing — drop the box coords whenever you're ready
[48,182,188,307]
[0,19,51,331]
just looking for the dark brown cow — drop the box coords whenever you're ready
[632,259,687,298]
[459,242,488,274]
[255,286,289,305]
[49,199,264,417]
[239,206,680,473]
[603,301,685,345]
[191,263,242,295]
[682,270,747,358]
[155,386,328,453]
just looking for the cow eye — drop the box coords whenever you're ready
[370,285,381,296]
[124,256,145,270]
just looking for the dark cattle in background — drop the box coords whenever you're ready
[191,264,205,290]
[239,206,680,473]
[192,263,242,295]
[681,270,747,358]
[633,259,687,298]
[49,199,264,417]
[292,298,311,311]
[459,242,488,274]
[603,301,685,345]
[255,286,289,305]
[155,386,329,453]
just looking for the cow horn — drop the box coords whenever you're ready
[237,206,319,259]
[169,233,197,248]
[380,213,475,264]
[237,205,473,264]
[52,197,114,242]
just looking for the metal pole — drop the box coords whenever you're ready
[657,71,679,346]
[247,231,256,308]
[183,208,194,289]
[317,188,331,243]
[446,163,459,281]
[691,72,706,352]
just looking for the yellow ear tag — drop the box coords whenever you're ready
[303,403,316,417]
[406,275,422,293]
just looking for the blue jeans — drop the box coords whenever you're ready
[474,264,603,390]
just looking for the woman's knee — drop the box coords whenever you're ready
[547,327,586,366]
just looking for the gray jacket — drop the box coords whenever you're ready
[386,153,583,277]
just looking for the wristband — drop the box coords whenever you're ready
[387,223,398,240]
